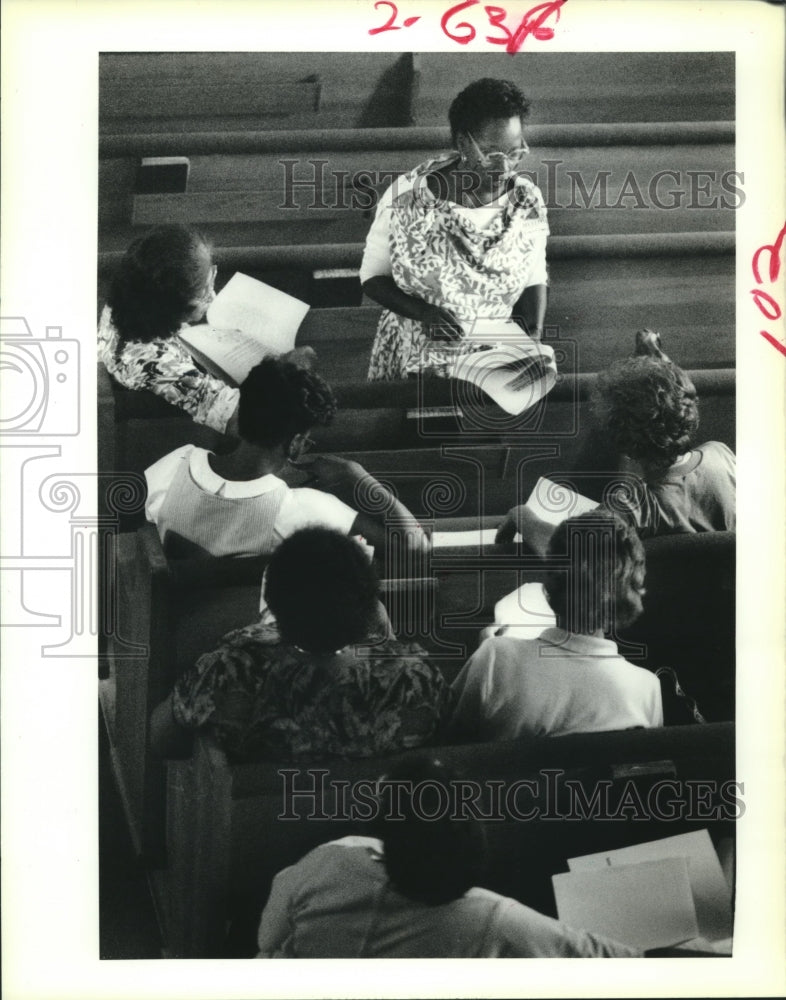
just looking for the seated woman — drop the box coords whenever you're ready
[362,78,555,408]
[257,755,637,958]
[449,510,663,741]
[497,342,736,547]
[144,355,426,557]
[98,224,239,433]
[99,224,312,434]
[150,528,449,762]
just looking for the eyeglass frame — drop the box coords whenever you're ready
[191,263,218,308]
[463,131,530,170]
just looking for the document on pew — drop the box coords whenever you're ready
[493,582,556,639]
[449,318,554,416]
[525,476,599,526]
[552,857,700,951]
[179,273,309,386]
[431,528,499,547]
[567,829,733,942]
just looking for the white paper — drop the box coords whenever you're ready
[179,325,269,385]
[493,581,556,639]
[450,338,557,415]
[525,476,599,526]
[567,829,733,941]
[552,857,700,951]
[431,528,498,548]
[206,271,308,352]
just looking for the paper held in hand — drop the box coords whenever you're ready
[178,273,310,386]
[449,318,557,416]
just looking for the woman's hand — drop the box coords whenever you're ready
[418,303,464,342]
[495,504,556,556]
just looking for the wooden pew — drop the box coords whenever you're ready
[100,524,437,859]
[157,721,736,956]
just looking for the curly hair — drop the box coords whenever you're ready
[376,755,486,906]
[238,356,337,449]
[108,224,212,344]
[593,357,700,475]
[544,509,646,635]
[264,527,380,653]
[448,78,531,145]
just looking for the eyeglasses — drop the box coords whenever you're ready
[192,264,218,308]
[465,131,530,170]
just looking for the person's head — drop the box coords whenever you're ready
[237,355,337,459]
[264,527,380,653]
[593,357,700,474]
[544,509,646,635]
[449,78,531,186]
[108,224,216,343]
[376,755,486,906]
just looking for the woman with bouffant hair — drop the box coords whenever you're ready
[98,224,241,433]
[592,355,735,536]
[449,509,662,741]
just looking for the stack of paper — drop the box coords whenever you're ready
[552,830,733,952]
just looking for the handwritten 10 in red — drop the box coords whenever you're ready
[752,222,786,358]
[369,0,567,54]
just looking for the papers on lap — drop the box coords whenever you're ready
[554,830,733,952]
[449,318,557,416]
[179,273,309,386]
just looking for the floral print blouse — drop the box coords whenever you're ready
[367,155,550,381]
[97,305,238,433]
[171,621,452,763]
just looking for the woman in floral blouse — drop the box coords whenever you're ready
[150,527,451,762]
[98,224,240,434]
[361,78,555,410]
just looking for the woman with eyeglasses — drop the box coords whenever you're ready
[144,355,426,559]
[362,78,554,403]
[98,224,245,434]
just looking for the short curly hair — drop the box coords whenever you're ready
[593,357,700,474]
[108,224,211,344]
[448,78,531,145]
[544,509,646,634]
[264,528,380,653]
[238,356,337,449]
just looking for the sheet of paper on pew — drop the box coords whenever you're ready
[525,475,599,526]
[179,272,309,386]
[449,318,554,416]
[553,830,733,953]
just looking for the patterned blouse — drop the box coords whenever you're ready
[172,621,452,762]
[97,305,239,433]
[366,156,551,382]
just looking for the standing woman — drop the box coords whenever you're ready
[362,78,555,405]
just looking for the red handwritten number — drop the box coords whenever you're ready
[484,6,513,46]
[751,221,786,357]
[506,0,567,54]
[442,0,479,44]
[369,0,420,34]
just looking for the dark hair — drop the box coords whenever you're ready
[264,527,379,653]
[108,224,211,343]
[593,357,700,475]
[544,509,646,634]
[448,78,531,145]
[378,756,485,906]
[237,356,337,449]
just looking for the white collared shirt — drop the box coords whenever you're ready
[449,627,663,741]
[144,444,357,554]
